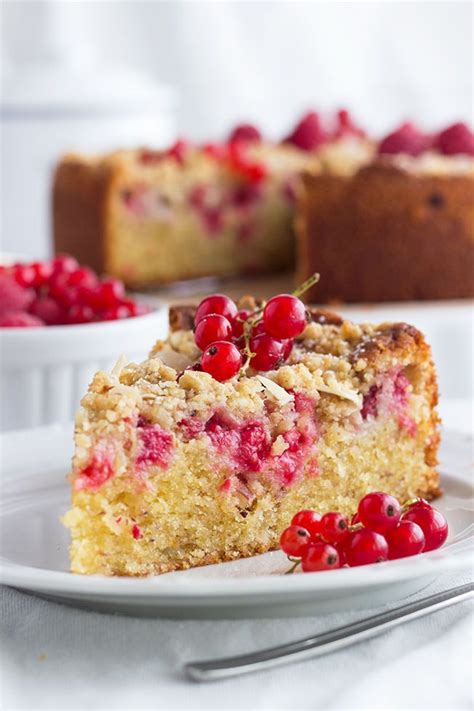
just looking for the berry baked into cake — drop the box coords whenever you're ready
[63,286,440,576]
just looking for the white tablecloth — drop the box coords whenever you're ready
[1,400,473,711]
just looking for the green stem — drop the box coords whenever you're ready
[238,272,320,377]
[292,272,320,299]
[284,558,301,575]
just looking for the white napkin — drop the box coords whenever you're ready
[1,570,472,711]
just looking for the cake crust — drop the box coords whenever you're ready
[53,155,112,275]
[297,162,474,303]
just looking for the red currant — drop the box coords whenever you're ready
[195,294,238,326]
[51,254,79,274]
[12,263,35,288]
[435,122,474,156]
[351,512,361,526]
[301,542,340,572]
[231,310,250,339]
[242,162,267,184]
[320,512,349,544]
[101,304,132,320]
[97,279,126,308]
[291,510,321,538]
[251,321,266,337]
[201,341,242,381]
[49,273,79,308]
[67,304,94,324]
[202,143,227,161]
[30,261,53,288]
[386,521,425,559]
[228,124,262,144]
[77,284,100,309]
[335,542,347,567]
[378,123,428,157]
[49,271,71,301]
[402,502,448,552]
[227,142,268,184]
[284,111,328,151]
[29,296,65,325]
[358,492,401,534]
[263,294,307,339]
[132,524,142,540]
[68,266,98,289]
[117,298,140,318]
[281,339,294,361]
[249,333,285,371]
[280,525,311,557]
[168,139,188,164]
[345,529,389,567]
[0,312,44,328]
[195,314,232,350]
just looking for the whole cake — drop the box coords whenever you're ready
[63,288,440,576]
[53,113,473,302]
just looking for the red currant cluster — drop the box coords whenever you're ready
[202,139,267,184]
[378,121,474,157]
[0,254,149,328]
[192,291,309,381]
[139,139,189,166]
[280,492,448,573]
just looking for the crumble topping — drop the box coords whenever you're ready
[77,314,422,443]
[379,151,474,176]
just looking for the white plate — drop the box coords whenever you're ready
[0,425,472,618]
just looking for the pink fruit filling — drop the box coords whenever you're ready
[178,416,206,442]
[231,183,262,208]
[75,445,115,491]
[131,524,142,540]
[205,395,319,489]
[361,370,417,436]
[188,184,227,236]
[236,222,256,243]
[122,185,173,221]
[136,423,174,468]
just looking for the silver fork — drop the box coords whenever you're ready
[185,582,473,682]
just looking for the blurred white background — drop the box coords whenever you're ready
[1,0,472,257]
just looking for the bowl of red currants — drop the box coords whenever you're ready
[0,254,166,431]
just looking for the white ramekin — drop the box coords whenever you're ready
[0,308,168,432]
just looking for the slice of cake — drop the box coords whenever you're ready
[52,111,369,288]
[63,292,440,576]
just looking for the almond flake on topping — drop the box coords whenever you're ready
[111,353,130,378]
[313,373,362,408]
[142,393,157,402]
[153,344,195,371]
[255,375,294,406]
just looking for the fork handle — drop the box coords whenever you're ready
[185,582,473,682]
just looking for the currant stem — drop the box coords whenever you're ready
[238,271,320,377]
[239,305,264,375]
[401,497,421,513]
[292,272,320,299]
[284,559,301,575]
